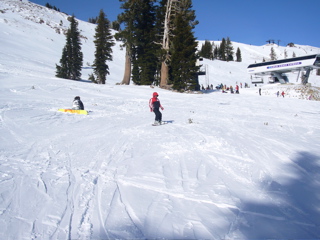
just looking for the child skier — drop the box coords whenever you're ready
[149,92,164,125]
[72,96,84,110]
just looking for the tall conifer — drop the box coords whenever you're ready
[92,9,115,84]
[131,0,158,85]
[219,38,226,61]
[199,40,213,60]
[56,15,83,80]
[55,43,69,79]
[171,8,199,91]
[213,46,218,59]
[116,0,137,85]
[236,47,242,62]
[270,47,277,60]
[69,16,83,80]
[225,37,234,61]
[117,0,198,89]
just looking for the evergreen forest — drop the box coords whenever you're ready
[55,0,243,92]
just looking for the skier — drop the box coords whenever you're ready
[149,92,164,125]
[235,84,239,94]
[281,91,285,98]
[72,96,84,110]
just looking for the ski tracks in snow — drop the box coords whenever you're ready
[2,83,320,239]
[100,121,245,239]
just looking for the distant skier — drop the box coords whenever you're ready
[235,84,239,94]
[72,96,84,110]
[230,86,234,94]
[259,88,261,96]
[281,91,285,98]
[149,92,164,125]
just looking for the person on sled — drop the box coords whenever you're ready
[149,92,164,125]
[72,96,84,110]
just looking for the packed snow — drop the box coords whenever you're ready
[1,0,320,239]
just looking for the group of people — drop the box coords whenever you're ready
[216,82,249,91]
[258,89,285,97]
[220,84,240,94]
[207,82,288,96]
[277,91,285,97]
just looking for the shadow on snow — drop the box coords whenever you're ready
[237,151,320,239]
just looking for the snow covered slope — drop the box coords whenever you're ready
[0,0,125,82]
[1,0,320,239]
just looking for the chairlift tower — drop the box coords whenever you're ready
[204,64,209,87]
[196,58,208,87]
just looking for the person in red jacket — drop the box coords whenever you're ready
[235,85,239,94]
[149,92,164,125]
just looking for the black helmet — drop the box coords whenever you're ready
[74,96,80,100]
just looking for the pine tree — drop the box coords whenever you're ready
[115,0,137,85]
[225,37,234,61]
[56,15,83,80]
[69,16,83,80]
[171,10,199,91]
[88,17,98,24]
[92,9,115,84]
[111,20,120,31]
[117,0,198,88]
[169,0,199,91]
[236,47,242,62]
[199,40,213,60]
[270,47,277,61]
[218,38,226,61]
[116,0,158,86]
[213,46,218,59]
[55,45,69,79]
[131,0,158,85]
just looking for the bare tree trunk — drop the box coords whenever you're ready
[160,61,168,87]
[121,47,131,85]
[160,0,174,87]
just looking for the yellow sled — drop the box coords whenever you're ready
[58,109,88,115]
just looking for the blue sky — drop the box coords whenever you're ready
[30,0,320,47]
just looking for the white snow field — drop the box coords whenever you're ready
[1,0,320,239]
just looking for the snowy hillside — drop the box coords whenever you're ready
[1,0,320,239]
[0,0,125,83]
